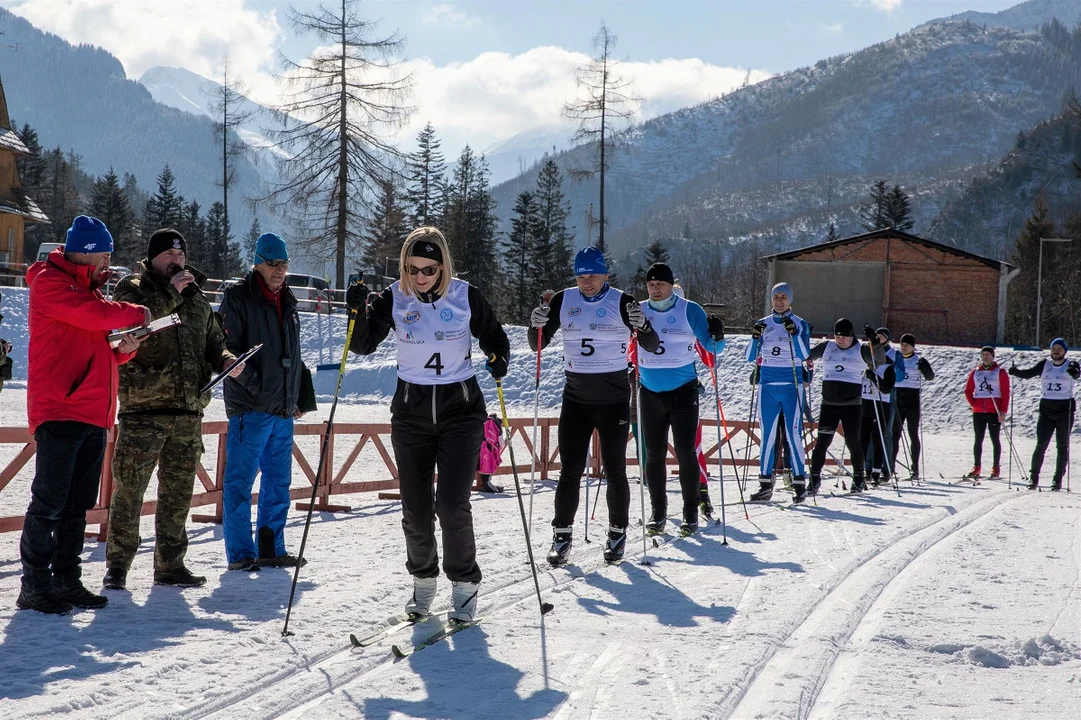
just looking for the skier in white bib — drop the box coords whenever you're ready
[963,346,1010,480]
[1008,337,1078,491]
[528,247,659,566]
[346,227,510,624]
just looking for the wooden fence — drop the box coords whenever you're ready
[0,417,841,540]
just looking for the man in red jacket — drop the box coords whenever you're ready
[18,216,150,615]
[963,345,1010,480]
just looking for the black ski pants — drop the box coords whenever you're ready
[1030,399,1075,483]
[640,381,701,524]
[861,399,894,476]
[20,420,107,593]
[892,388,922,475]
[554,397,630,530]
[810,403,864,479]
[390,378,486,584]
[972,412,1001,469]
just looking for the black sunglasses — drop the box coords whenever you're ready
[408,264,440,277]
[263,259,288,268]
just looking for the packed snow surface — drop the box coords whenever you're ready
[0,287,1079,718]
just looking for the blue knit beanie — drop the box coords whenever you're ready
[574,246,607,276]
[771,282,793,303]
[65,215,114,254]
[1050,337,1068,353]
[254,233,288,264]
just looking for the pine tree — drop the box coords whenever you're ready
[362,177,409,276]
[145,165,184,231]
[859,180,891,232]
[886,185,914,231]
[631,240,669,298]
[39,148,81,246]
[532,157,574,298]
[502,191,540,324]
[826,222,838,243]
[204,201,244,278]
[176,200,205,269]
[593,235,618,287]
[17,124,49,263]
[405,122,446,227]
[1005,196,1056,344]
[444,146,499,295]
[89,168,136,265]
[243,217,261,268]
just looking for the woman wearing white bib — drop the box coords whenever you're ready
[346,227,509,623]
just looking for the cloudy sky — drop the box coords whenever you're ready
[1,0,1020,160]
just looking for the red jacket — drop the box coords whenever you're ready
[26,249,147,433]
[964,362,1010,415]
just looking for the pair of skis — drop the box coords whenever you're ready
[348,613,480,658]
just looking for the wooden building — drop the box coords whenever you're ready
[762,229,1018,345]
[0,75,48,281]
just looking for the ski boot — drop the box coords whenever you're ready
[792,477,808,504]
[1051,478,1063,492]
[750,478,774,502]
[603,525,627,564]
[988,466,1001,480]
[849,474,866,494]
[699,484,714,518]
[963,466,981,481]
[1027,476,1039,490]
[645,510,667,536]
[546,527,573,567]
[679,521,698,537]
[809,473,822,497]
[449,581,480,624]
[870,471,883,487]
[405,576,438,619]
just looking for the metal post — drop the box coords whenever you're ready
[1036,240,1044,348]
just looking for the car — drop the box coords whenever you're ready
[286,273,333,312]
[109,266,133,280]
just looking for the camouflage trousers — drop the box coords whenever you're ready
[106,414,204,572]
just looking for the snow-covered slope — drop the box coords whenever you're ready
[481,124,572,185]
[926,0,1081,32]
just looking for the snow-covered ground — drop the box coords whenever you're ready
[1,287,1080,718]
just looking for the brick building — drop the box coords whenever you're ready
[761,229,1018,344]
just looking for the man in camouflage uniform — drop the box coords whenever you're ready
[103,228,243,590]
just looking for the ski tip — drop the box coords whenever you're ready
[391,645,408,659]
[541,602,555,614]
[349,634,362,648]
[651,538,659,548]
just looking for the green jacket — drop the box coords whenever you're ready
[114,260,236,414]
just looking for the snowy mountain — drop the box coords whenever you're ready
[925,0,1081,32]
[138,66,288,160]
[481,124,572,185]
[491,11,1081,258]
[0,8,268,238]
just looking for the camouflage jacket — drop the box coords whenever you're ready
[113,260,236,414]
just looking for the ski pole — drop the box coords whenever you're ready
[632,332,649,566]
[528,321,544,539]
[709,341,735,537]
[786,333,812,499]
[589,458,604,520]
[865,340,900,497]
[282,306,357,637]
[712,354,749,519]
[494,364,554,617]
[742,340,764,491]
[583,443,592,543]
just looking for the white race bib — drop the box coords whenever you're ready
[559,287,630,373]
[640,296,697,369]
[392,278,474,384]
[1040,360,1075,401]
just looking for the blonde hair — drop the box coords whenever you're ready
[398,226,454,297]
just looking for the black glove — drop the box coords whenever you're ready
[346,282,369,311]
[749,365,760,385]
[751,320,767,339]
[1007,364,1019,377]
[1068,360,1080,380]
[486,354,508,380]
[782,315,798,335]
[865,368,876,382]
[917,357,931,374]
[863,324,877,343]
[707,315,725,342]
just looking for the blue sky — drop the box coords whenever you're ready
[2,0,1024,163]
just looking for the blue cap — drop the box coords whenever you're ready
[254,232,288,264]
[1050,337,1068,353]
[65,215,114,254]
[574,246,607,276]
[771,282,793,303]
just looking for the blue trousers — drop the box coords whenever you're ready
[758,382,807,478]
[222,412,294,563]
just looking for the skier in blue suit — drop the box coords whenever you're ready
[746,282,812,503]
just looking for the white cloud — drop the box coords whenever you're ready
[823,22,844,35]
[421,3,480,30]
[856,0,903,12]
[399,47,770,161]
[4,0,283,96]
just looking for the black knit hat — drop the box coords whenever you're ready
[645,262,675,285]
[409,239,443,263]
[981,345,995,356]
[147,228,186,261]
[876,326,891,341]
[834,317,854,337]
[900,333,916,347]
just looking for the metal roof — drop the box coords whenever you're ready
[761,228,1014,270]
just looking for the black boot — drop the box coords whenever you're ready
[154,566,207,587]
[809,474,821,496]
[16,588,73,615]
[102,567,128,591]
[792,483,807,504]
[603,525,627,564]
[699,485,714,518]
[750,481,774,502]
[547,527,573,567]
[1051,478,1063,492]
[1027,477,1039,490]
[54,582,108,610]
[645,509,667,536]
[850,475,866,494]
